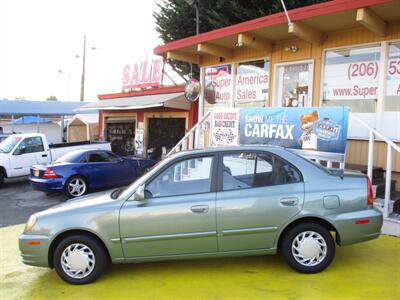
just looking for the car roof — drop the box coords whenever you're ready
[171,145,285,158]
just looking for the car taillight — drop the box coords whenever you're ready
[43,168,59,179]
[367,177,373,206]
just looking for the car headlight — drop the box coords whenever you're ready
[24,215,37,232]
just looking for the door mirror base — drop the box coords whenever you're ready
[133,185,146,202]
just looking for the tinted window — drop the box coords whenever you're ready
[16,137,44,154]
[223,152,301,191]
[88,152,119,162]
[56,151,85,163]
[146,156,213,198]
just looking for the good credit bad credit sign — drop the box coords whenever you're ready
[239,107,349,154]
[211,109,239,146]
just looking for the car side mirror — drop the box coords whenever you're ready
[133,184,146,202]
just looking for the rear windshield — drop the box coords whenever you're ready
[55,151,84,163]
[0,136,21,153]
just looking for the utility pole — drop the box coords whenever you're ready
[80,35,86,102]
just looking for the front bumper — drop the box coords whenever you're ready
[19,233,51,267]
[29,177,64,192]
[329,208,383,246]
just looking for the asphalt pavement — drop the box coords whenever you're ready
[0,177,65,227]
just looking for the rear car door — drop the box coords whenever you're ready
[216,151,304,252]
[120,154,218,258]
[11,136,48,177]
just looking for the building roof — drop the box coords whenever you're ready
[153,0,399,61]
[0,99,96,116]
[80,92,190,111]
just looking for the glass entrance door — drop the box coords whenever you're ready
[274,61,313,107]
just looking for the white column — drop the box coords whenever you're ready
[376,42,388,131]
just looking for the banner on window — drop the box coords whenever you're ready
[211,108,240,146]
[239,107,349,155]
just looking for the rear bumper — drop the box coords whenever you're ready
[29,177,64,192]
[19,233,51,267]
[328,208,383,246]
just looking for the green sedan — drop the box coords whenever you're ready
[19,146,383,284]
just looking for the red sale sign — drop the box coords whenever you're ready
[122,57,165,90]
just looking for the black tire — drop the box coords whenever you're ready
[53,234,108,284]
[64,176,87,198]
[281,222,335,274]
[0,169,4,188]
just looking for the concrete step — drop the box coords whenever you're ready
[374,197,395,214]
[382,214,400,237]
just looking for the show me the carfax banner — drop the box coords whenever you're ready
[239,107,350,154]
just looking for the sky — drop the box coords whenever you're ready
[0,0,183,102]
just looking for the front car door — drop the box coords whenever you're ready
[85,151,126,189]
[119,154,218,259]
[216,151,304,252]
[11,136,48,177]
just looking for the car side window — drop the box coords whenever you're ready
[88,152,119,163]
[16,137,44,154]
[146,156,213,198]
[222,152,301,191]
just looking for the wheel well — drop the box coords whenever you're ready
[277,217,340,252]
[64,174,89,188]
[48,230,111,268]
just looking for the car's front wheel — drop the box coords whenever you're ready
[65,176,87,198]
[281,222,335,273]
[53,234,108,284]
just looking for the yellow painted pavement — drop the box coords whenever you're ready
[1,224,399,300]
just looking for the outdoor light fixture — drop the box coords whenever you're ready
[235,41,244,47]
[284,45,299,52]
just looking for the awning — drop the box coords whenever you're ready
[78,92,191,111]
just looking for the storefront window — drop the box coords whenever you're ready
[274,62,312,108]
[235,59,269,108]
[322,46,380,113]
[385,42,400,111]
[203,65,233,113]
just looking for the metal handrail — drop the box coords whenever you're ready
[167,111,211,156]
[349,113,400,152]
[349,112,400,218]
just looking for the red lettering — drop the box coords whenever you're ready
[122,65,130,86]
[151,59,163,83]
[130,63,139,85]
[140,61,150,84]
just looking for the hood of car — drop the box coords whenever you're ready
[35,190,118,218]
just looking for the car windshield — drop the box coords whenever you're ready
[0,136,21,153]
[55,151,84,163]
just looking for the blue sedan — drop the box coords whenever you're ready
[29,150,155,198]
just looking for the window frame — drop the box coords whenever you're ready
[144,152,219,199]
[272,59,314,108]
[216,150,303,192]
[319,39,400,112]
[14,136,44,154]
[201,56,271,113]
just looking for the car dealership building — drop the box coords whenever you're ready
[153,0,399,188]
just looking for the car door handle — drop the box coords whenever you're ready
[191,205,209,214]
[42,154,47,157]
[280,197,299,206]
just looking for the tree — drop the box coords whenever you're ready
[46,96,58,101]
[154,0,327,78]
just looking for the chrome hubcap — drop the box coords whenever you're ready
[292,231,327,267]
[61,243,95,279]
[68,178,86,197]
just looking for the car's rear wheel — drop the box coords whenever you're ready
[53,234,108,284]
[281,222,335,273]
[65,176,87,198]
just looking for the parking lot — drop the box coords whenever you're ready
[0,178,65,227]
[0,179,399,299]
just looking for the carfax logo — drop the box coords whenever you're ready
[314,118,341,141]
